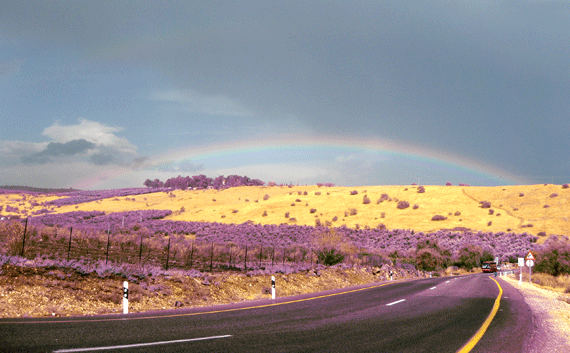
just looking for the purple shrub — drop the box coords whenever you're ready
[310,208,317,214]
[413,204,419,210]
[446,182,452,186]
[263,194,270,201]
[417,186,425,193]
[562,184,569,189]
[543,205,550,208]
[549,193,558,198]
[397,201,410,209]
[350,190,358,195]
[479,201,491,209]
[488,209,494,215]
[5,205,19,213]
[363,195,371,204]
[431,215,447,221]
[285,212,290,218]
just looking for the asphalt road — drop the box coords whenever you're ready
[0,273,534,353]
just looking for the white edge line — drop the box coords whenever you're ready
[53,335,233,352]
[386,299,406,306]
[430,287,436,290]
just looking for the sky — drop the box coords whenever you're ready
[1,1,569,190]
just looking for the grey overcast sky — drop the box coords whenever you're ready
[1,1,569,189]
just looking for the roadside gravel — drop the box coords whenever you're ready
[501,274,570,353]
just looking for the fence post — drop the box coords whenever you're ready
[67,227,73,261]
[189,241,194,268]
[271,276,276,300]
[165,237,171,270]
[229,244,233,267]
[210,241,214,272]
[139,234,143,265]
[105,226,110,265]
[21,218,28,258]
[244,244,248,270]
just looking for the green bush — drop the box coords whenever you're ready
[317,248,345,266]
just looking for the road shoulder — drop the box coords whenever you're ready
[500,274,570,353]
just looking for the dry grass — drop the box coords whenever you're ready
[4,184,568,243]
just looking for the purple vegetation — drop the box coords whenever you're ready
[479,201,492,209]
[397,201,410,209]
[417,186,425,193]
[431,215,447,221]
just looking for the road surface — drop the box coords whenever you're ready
[0,273,534,352]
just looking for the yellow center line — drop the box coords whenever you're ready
[456,276,503,353]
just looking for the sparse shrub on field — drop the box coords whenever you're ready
[562,184,569,189]
[431,215,447,221]
[413,204,419,209]
[521,224,533,228]
[332,216,338,222]
[417,186,425,193]
[310,208,317,214]
[262,211,268,217]
[550,193,558,198]
[232,210,238,213]
[263,194,270,200]
[303,191,308,195]
[349,208,358,216]
[285,212,290,218]
[381,212,386,218]
[544,205,550,208]
[446,182,452,186]
[291,203,295,206]
[397,201,409,209]
[487,221,492,226]
[363,195,371,204]
[454,211,461,216]
[295,199,301,202]
[315,219,322,227]
[488,209,494,215]
[315,192,321,195]
[479,201,491,208]
[350,190,358,195]
[288,218,297,222]
[519,193,525,197]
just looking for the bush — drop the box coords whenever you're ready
[416,248,443,271]
[317,248,345,266]
[479,201,491,208]
[550,193,558,198]
[431,215,447,221]
[263,194,270,200]
[310,208,317,214]
[417,186,425,193]
[535,241,570,276]
[562,184,569,189]
[363,195,371,204]
[350,190,358,195]
[397,201,409,209]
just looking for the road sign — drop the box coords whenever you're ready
[518,258,524,267]
[526,260,534,267]
[525,251,535,261]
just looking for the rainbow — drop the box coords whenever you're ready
[75,135,524,189]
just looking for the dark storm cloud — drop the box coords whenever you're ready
[21,139,95,164]
[3,1,570,183]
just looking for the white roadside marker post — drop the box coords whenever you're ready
[390,270,393,281]
[271,276,276,300]
[123,281,129,314]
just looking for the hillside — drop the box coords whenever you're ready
[1,184,568,243]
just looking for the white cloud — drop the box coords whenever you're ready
[151,89,252,117]
[42,118,137,156]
